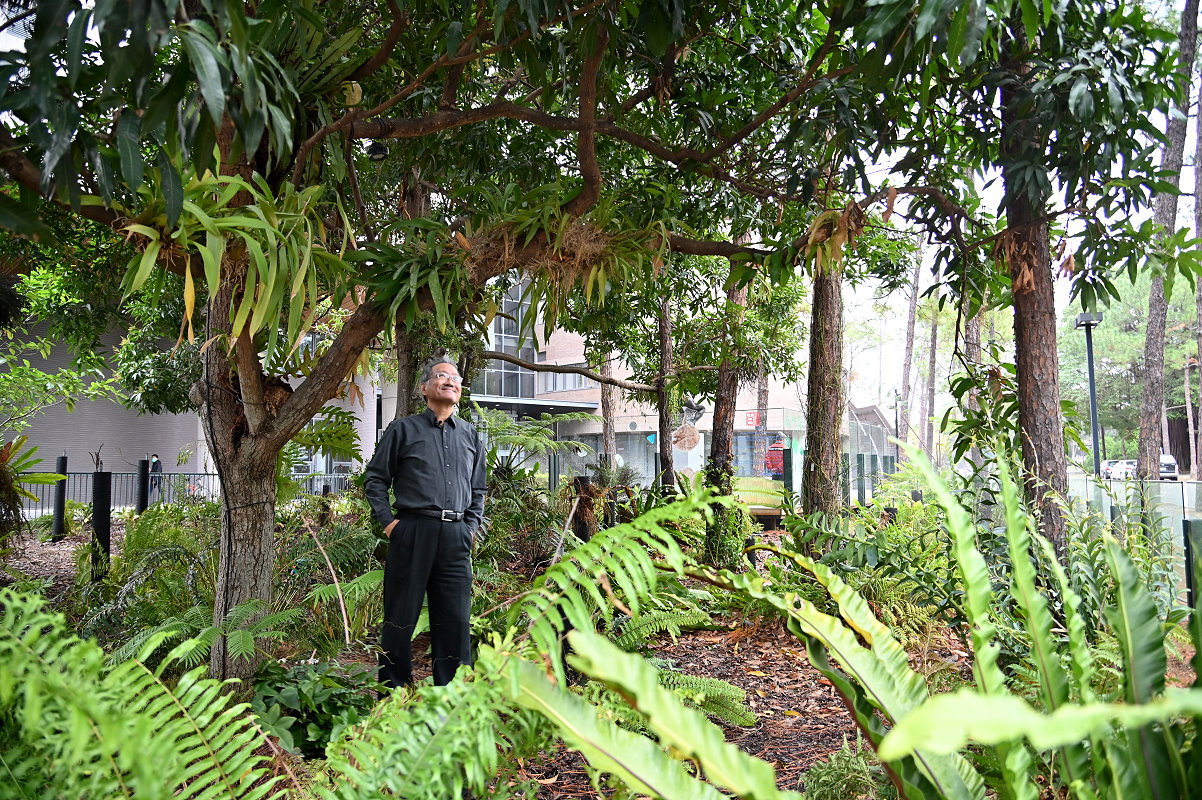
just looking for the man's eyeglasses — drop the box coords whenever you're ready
[431,371,463,384]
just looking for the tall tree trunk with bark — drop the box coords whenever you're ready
[1185,360,1195,477]
[394,321,419,420]
[1196,77,1202,485]
[899,258,921,454]
[924,314,938,458]
[600,356,617,465]
[965,308,985,470]
[656,294,675,487]
[801,268,844,516]
[1137,0,1198,480]
[1000,38,1070,557]
[705,278,747,561]
[753,360,769,476]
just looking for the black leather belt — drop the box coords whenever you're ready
[398,509,464,522]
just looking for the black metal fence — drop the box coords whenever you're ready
[20,472,353,518]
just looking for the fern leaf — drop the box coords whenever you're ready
[878,688,1202,759]
[500,641,729,799]
[0,589,283,799]
[564,630,801,799]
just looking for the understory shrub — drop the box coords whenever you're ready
[800,733,897,800]
[252,658,383,758]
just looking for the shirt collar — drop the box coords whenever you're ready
[422,407,457,427]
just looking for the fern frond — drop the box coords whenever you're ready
[0,589,283,799]
[612,608,714,651]
[317,647,547,799]
[508,489,718,684]
[656,668,757,727]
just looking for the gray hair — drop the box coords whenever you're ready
[420,356,458,384]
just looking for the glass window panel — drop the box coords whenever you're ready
[503,375,519,397]
[521,373,534,397]
[486,370,501,395]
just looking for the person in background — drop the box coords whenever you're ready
[764,434,786,480]
[364,356,487,688]
[149,453,163,497]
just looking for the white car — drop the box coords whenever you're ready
[1100,459,1120,478]
[1160,454,1179,481]
[1110,459,1137,480]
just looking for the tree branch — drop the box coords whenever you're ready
[235,328,268,435]
[482,349,655,391]
[562,23,608,216]
[346,0,407,82]
[0,127,120,229]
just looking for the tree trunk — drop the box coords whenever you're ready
[899,257,921,454]
[924,313,938,459]
[1195,78,1202,483]
[1185,361,1195,478]
[705,279,747,560]
[801,268,844,516]
[194,270,280,681]
[965,309,985,470]
[394,320,419,420]
[1001,36,1069,557]
[656,294,675,487]
[600,356,617,465]
[753,360,769,476]
[1137,0,1197,480]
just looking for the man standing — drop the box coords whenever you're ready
[364,357,487,688]
[149,453,163,497]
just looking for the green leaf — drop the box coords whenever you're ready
[157,151,183,228]
[116,110,143,189]
[0,193,57,244]
[503,647,727,800]
[566,631,801,799]
[880,688,1202,759]
[181,24,227,128]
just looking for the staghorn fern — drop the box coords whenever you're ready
[0,588,287,799]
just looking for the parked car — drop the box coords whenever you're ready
[1107,456,1178,480]
[1100,459,1121,478]
[1110,459,1137,480]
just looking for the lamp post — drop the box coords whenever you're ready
[1075,311,1104,477]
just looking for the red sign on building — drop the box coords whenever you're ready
[745,412,760,427]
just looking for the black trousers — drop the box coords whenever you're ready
[379,515,473,688]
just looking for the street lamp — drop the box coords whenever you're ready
[1075,311,1104,477]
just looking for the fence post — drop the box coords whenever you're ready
[1186,519,1199,617]
[51,455,67,542]
[136,459,150,514]
[91,471,112,582]
[855,453,866,504]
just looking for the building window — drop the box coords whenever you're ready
[471,284,537,398]
[540,364,595,393]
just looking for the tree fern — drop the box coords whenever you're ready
[0,589,285,799]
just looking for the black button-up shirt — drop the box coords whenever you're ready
[364,408,487,534]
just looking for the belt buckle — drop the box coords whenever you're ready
[441,509,456,522]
